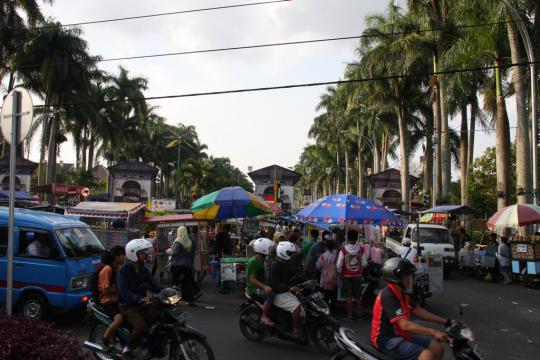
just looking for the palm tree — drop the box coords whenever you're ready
[357,2,428,211]
[14,21,99,184]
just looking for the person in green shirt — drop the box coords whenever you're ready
[246,237,275,326]
[302,229,319,258]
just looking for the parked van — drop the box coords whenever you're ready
[0,207,104,319]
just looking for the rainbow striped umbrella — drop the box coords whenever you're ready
[191,186,272,220]
[487,204,540,230]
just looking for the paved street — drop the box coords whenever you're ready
[57,273,539,360]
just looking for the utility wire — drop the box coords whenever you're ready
[32,0,291,29]
[16,19,525,69]
[35,59,540,108]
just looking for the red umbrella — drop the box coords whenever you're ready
[487,204,540,230]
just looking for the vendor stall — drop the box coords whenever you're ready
[142,214,209,283]
[66,201,145,248]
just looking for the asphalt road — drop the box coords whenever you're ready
[57,273,539,360]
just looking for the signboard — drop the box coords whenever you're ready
[150,198,176,212]
[0,88,33,145]
[303,189,312,196]
[516,244,528,253]
[241,218,259,240]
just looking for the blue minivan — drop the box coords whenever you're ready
[0,207,104,319]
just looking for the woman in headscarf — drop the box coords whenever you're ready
[167,226,196,304]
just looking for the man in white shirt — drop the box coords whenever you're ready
[399,237,417,262]
[26,233,52,258]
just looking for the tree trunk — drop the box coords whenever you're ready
[46,113,59,184]
[460,104,469,205]
[87,132,95,171]
[424,110,434,207]
[38,110,50,186]
[381,133,389,171]
[357,119,364,196]
[345,150,350,194]
[507,22,532,205]
[81,127,87,170]
[373,136,381,174]
[432,74,443,205]
[468,101,476,169]
[396,99,410,212]
[495,61,511,209]
[440,79,450,201]
[335,144,341,194]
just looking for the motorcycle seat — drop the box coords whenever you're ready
[348,333,394,360]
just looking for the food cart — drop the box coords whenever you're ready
[142,214,210,284]
[65,201,145,248]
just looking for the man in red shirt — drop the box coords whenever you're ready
[371,258,451,360]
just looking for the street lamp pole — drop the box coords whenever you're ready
[502,0,538,204]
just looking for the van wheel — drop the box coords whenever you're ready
[18,293,48,320]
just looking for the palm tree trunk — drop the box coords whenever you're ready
[381,133,389,172]
[357,119,364,195]
[460,104,469,205]
[46,113,59,184]
[440,80,450,201]
[344,150,350,194]
[468,101,477,170]
[81,127,87,170]
[373,136,381,174]
[507,22,532,204]
[424,111,434,207]
[495,60,511,209]
[87,132,95,171]
[38,110,51,186]
[335,145,341,193]
[397,104,410,212]
[432,73,443,205]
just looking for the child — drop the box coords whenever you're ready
[99,245,126,350]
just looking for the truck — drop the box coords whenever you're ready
[386,223,457,278]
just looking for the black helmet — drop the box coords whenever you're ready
[382,258,417,285]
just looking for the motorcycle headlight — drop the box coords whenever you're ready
[165,295,181,305]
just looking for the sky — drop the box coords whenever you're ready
[29,0,516,177]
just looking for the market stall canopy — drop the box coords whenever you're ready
[296,194,401,225]
[418,205,478,215]
[143,214,194,224]
[0,189,37,201]
[487,204,540,230]
[191,186,272,220]
[420,212,448,223]
[66,201,145,219]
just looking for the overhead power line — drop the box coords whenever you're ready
[35,59,540,109]
[33,0,291,29]
[16,19,524,69]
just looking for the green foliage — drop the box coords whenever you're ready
[467,146,516,216]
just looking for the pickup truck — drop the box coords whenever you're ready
[386,223,456,278]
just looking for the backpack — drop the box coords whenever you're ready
[320,252,338,290]
[342,247,362,274]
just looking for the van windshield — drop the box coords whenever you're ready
[412,228,452,244]
[55,227,105,258]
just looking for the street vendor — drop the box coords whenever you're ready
[215,224,234,258]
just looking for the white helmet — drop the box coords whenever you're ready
[276,241,296,261]
[125,238,153,262]
[402,237,412,246]
[253,238,273,255]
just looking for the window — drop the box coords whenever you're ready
[411,228,452,244]
[0,227,7,256]
[18,230,60,259]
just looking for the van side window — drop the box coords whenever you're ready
[0,227,7,256]
[18,230,60,259]
[405,228,412,239]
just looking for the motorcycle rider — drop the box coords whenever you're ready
[117,238,164,359]
[271,241,305,338]
[371,258,452,360]
[246,237,275,326]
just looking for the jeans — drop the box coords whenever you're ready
[381,335,432,360]
[119,303,162,350]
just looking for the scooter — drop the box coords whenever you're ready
[238,279,341,355]
[361,262,382,310]
[331,322,484,360]
[84,288,214,360]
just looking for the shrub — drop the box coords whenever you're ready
[0,311,85,360]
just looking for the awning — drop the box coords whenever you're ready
[143,214,194,224]
[418,205,478,215]
[66,202,145,219]
[0,190,37,201]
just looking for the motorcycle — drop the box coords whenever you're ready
[84,288,214,360]
[238,279,340,355]
[361,262,382,310]
[331,322,484,360]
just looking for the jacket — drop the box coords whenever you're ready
[337,243,363,278]
[171,236,196,267]
[117,262,163,305]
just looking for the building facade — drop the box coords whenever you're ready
[0,157,38,193]
[366,168,419,209]
[248,165,301,213]
[108,161,158,203]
